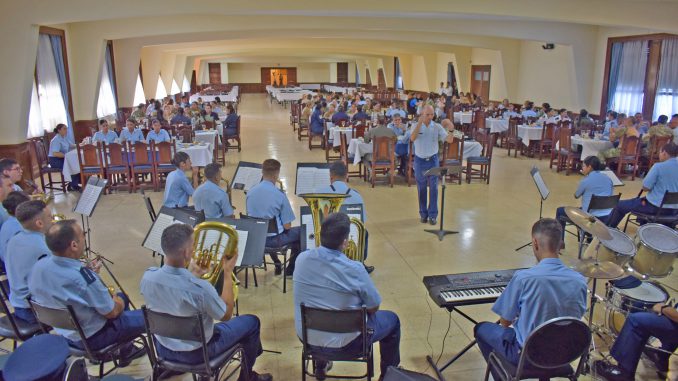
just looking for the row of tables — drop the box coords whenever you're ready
[189,86,239,103]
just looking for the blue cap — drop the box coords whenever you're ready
[610,275,642,289]
[4,334,69,381]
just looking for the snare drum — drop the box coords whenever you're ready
[606,281,669,335]
[584,228,636,267]
[631,223,678,278]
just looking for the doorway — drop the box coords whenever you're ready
[270,68,288,87]
[470,65,491,102]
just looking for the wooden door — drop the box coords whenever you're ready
[337,62,348,84]
[208,63,221,84]
[261,68,271,85]
[287,68,297,85]
[377,68,386,89]
[470,65,491,102]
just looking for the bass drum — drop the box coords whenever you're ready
[606,281,668,335]
[584,228,636,268]
[631,223,678,278]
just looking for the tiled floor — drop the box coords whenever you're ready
[34,94,676,380]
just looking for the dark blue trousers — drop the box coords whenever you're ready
[413,154,439,220]
[474,322,522,380]
[607,197,677,228]
[49,157,80,187]
[266,226,302,271]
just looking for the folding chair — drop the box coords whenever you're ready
[623,191,678,231]
[0,279,43,350]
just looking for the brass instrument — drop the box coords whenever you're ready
[80,254,116,296]
[299,193,368,263]
[28,190,64,222]
[192,221,240,300]
[277,180,285,192]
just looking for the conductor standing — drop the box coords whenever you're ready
[410,105,453,225]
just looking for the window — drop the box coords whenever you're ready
[155,74,168,99]
[653,38,678,120]
[96,42,118,118]
[394,57,403,90]
[133,73,146,106]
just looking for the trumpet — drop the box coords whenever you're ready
[191,221,240,300]
[80,253,116,296]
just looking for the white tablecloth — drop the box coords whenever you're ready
[193,130,218,149]
[347,139,372,164]
[62,149,80,178]
[570,136,614,158]
[323,85,356,94]
[453,112,473,124]
[518,125,543,146]
[486,118,509,134]
[190,86,238,103]
[463,141,483,160]
[330,127,354,147]
[177,144,213,167]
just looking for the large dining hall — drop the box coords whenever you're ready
[1,1,678,381]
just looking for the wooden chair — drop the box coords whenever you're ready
[32,140,67,193]
[556,127,581,175]
[442,137,464,184]
[470,110,486,139]
[406,141,415,187]
[369,136,396,187]
[290,103,300,131]
[224,116,242,152]
[176,127,193,144]
[549,126,561,169]
[353,124,367,139]
[646,135,672,168]
[129,141,156,192]
[103,142,131,193]
[538,123,557,160]
[76,143,105,192]
[153,141,177,191]
[612,136,641,180]
[297,114,309,141]
[339,133,364,181]
[0,279,44,350]
[506,118,522,158]
[324,121,341,163]
[203,120,215,131]
[466,130,496,184]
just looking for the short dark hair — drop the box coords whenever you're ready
[661,142,678,157]
[98,119,107,126]
[262,159,281,177]
[126,118,135,124]
[2,191,30,215]
[320,213,350,250]
[15,200,47,224]
[46,219,79,254]
[171,151,190,167]
[161,223,194,258]
[204,163,221,181]
[151,118,161,125]
[0,158,18,174]
[329,161,348,178]
[580,109,589,118]
[177,107,185,115]
[658,115,669,124]
[54,124,67,134]
[531,218,562,253]
[583,156,605,171]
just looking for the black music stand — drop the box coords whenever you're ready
[423,165,462,241]
[515,166,549,251]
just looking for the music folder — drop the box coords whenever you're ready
[206,217,267,267]
[601,169,624,187]
[142,206,205,255]
[73,176,108,217]
[231,161,262,192]
[299,204,364,252]
[294,162,331,195]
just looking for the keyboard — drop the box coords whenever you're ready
[423,268,524,308]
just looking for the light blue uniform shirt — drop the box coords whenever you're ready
[673,127,678,144]
[49,134,72,157]
[6,230,51,308]
[521,110,538,118]
[120,128,145,144]
[246,180,295,236]
[0,217,23,263]
[412,121,447,158]
[492,258,587,346]
[0,207,8,228]
[643,158,678,208]
[28,256,114,340]
[163,169,194,208]
[386,108,407,118]
[314,181,366,221]
[293,246,381,347]
[147,129,171,143]
[140,266,227,351]
[575,171,614,216]
[92,130,118,144]
[603,120,618,140]
[193,180,233,218]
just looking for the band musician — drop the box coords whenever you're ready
[193,163,234,219]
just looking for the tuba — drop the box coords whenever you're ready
[299,193,368,263]
[191,221,240,300]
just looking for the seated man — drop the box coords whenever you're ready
[246,159,301,276]
[331,106,349,125]
[351,106,370,123]
[642,114,672,142]
[6,200,52,323]
[203,104,219,123]
[130,103,146,123]
[310,104,325,136]
[0,191,30,265]
[474,218,587,374]
[193,163,234,219]
[603,111,619,140]
[521,102,537,118]
[294,213,400,380]
[0,177,13,227]
[92,120,118,144]
[388,115,411,176]
[29,220,146,365]
[119,118,145,144]
[141,224,272,381]
[555,156,613,243]
[315,161,373,273]
[169,107,192,126]
[386,101,407,119]
[163,152,194,208]
[595,298,677,380]
[607,142,678,227]
[146,119,171,143]
[0,158,25,192]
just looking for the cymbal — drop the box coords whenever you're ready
[564,207,613,240]
[575,259,625,279]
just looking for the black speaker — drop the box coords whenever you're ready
[383,366,441,381]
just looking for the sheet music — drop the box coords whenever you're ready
[233,166,262,191]
[296,167,330,195]
[142,213,176,255]
[302,213,360,250]
[530,167,550,200]
[198,229,249,267]
[601,170,624,187]
[73,178,106,216]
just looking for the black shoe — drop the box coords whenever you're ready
[117,345,147,367]
[594,360,634,381]
[364,265,375,274]
[429,218,437,225]
[420,217,428,223]
[313,360,333,381]
[284,267,294,277]
[274,263,283,276]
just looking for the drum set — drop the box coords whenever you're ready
[564,207,678,340]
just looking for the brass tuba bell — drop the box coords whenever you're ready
[191,221,240,300]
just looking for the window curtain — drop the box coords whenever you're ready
[653,38,678,120]
[606,42,623,112]
[49,35,74,143]
[610,40,648,115]
[34,35,70,139]
[27,79,45,139]
[355,64,361,87]
[394,57,403,90]
[133,73,146,106]
[96,43,118,118]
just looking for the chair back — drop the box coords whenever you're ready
[619,136,640,158]
[519,317,591,372]
[131,142,152,166]
[300,303,369,356]
[588,193,621,212]
[33,140,49,165]
[354,124,367,139]
[0,279,24,338]
[28,298,96,357]
[235,116,241,135]
[542,123,556,141]
[141,128,150,139]
[372,136,396,164]
[155,141,175,166]
[559,127,572,150]
[239,213,278,235]
[177,128,193,144]
[559,120,572,129]
[472,110,486,130]
[508,118,519,139]
[476,130,496,158]
[105,143,127,167]
[659,191,678,209]
[204,121,215,131]
[648,135,672,163]
[339,133,350,164]
[442,137,464,163]
[78,143,102,167]
[336,119,348,127]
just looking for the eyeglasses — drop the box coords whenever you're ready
[9,166,21,172]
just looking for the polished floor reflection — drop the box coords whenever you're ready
[37,94,675,380]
